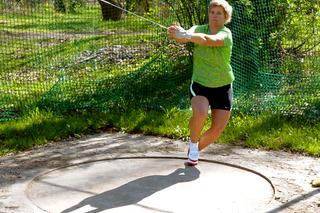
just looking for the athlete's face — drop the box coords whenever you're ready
[208,6,226,28]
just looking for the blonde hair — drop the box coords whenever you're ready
[208,0,233,24]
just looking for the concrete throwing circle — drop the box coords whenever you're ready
[26,157,274,213]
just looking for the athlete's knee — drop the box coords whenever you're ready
[193,108,208,120]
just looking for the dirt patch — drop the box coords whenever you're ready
[74,45,151,65]
[0,131,320,212]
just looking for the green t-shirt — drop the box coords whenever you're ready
[192,24,234,88]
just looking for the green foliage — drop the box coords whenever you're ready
[53,0,84,13]
[67,0,84,13]
[126,0,150,14]
[222,112,320,155]
[37,51,192,113]
[163,0,208,28]
[278,0,320,76]
[227,0,320,79]
[0,109,109,154]
[54,0,66,13]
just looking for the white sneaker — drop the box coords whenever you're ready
[187,142,199,166]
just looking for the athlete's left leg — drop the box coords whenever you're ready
[198,109,231,151]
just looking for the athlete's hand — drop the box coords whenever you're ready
[167,25,178,40]
[167,25,192,40]
[175,26,192,39]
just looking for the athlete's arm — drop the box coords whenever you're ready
[190,33,225,47]
[168,25,228,47]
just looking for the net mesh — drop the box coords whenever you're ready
[1,0,319,121]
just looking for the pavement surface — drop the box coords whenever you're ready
[1,131,320,213]
[26,158,274,213]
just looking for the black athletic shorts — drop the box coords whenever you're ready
[189,81,233,111]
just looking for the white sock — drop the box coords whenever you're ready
[189,141,198,151]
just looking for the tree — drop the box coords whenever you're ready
[98,0,123,21]
[163,0,207,29]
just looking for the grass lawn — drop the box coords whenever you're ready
[0,2,319,157]
[0,109,319,157]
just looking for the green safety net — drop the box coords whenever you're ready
[0,0,319,122]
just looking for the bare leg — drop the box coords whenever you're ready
[189,96,209,143]
[198,109,231,151]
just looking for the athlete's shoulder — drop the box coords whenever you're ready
[219,26,233,46]
[220,26,232,34]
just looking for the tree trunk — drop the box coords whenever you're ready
[98,0,122,21]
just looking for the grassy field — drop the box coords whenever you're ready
[1,3,166,117]
[0,2,319,157]
[0,108,319,157]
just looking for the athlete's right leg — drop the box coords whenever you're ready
[189,96,209,142]
[187,96,209,165]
